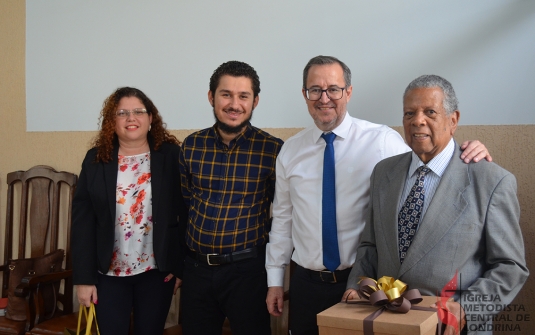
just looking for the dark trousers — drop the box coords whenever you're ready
[289,265,349,335]
[95,270,175,335]
[181,252,271,335]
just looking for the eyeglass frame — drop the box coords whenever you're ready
[304,86,347,101]
[115,108,149,118]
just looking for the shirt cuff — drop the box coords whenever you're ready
[267,267,286,287]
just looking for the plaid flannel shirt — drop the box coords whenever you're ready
[179,124,283,254]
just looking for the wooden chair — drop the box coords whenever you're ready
[0,166,77,335]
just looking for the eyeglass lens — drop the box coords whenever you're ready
[306,87,344,101]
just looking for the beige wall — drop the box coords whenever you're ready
[1,2,533,333]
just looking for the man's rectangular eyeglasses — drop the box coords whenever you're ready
[305,87,346,101]
[115,108,148,118]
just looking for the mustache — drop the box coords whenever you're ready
[314,102,336,108]
[223,107,244,113]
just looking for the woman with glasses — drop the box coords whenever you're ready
[72,87,187,334]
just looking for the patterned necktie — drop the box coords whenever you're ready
[321,132,340,272]
[398,166,430,263]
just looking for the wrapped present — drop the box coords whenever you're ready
[317,277,439,335]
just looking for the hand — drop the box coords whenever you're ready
[460,140,492,163]
[164,273,182,295]
[431,301,466,335]
[342,289,359,302]
[266,286,284,317]
[76,285,98,307]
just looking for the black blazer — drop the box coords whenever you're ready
[72,137,188,284]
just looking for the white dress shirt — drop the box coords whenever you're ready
[266,112,410,287]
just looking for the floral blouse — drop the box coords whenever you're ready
[106,152,156,276]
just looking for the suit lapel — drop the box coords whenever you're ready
[398,145,469,276]
[150,145,164,218]
[105,144,120,219]
[379,153,412,273]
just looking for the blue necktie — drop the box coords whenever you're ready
[321,132,340,272]
[398,166,430,263]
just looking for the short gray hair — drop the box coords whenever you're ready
[303,55,351,89]
[403,75,458,114]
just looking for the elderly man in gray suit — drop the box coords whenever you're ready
[344,75,528,335]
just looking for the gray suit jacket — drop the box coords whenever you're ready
[347,144,528,334]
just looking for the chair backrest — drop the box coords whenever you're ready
[1,165,77,304]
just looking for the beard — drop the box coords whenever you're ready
[213,107,253,134]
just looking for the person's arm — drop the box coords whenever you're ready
[178,143,192,207]
[172,144,189,280]
[266,155,294,316]
[71,152,99,285]
[382,127,492,163]
[345,168,380,300]
[265,138,283,207]
[383,127,411,158]
[460,173,528,333]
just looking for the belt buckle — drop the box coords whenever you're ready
[320,270,337,283]
[206,253,220,266]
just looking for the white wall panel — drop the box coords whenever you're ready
[26,0,535,131]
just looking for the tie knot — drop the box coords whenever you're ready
[321,132,336,144]
[417,166,431,176]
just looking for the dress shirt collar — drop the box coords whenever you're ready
[312,112,351,143]
[409,138,455,177]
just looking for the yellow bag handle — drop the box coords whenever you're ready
[77,303,100,335]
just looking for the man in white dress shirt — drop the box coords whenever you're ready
[265,55,491,335]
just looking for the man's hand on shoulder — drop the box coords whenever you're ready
[460,140,492,163]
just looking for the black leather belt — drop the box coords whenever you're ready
[187,247,261,266]
[298,264,352,284]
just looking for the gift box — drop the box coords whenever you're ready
[317,295,439,335]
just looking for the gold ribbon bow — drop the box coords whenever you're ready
[357,276,423,313]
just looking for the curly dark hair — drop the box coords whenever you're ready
[92,87,180,163]
[209,61,260,98]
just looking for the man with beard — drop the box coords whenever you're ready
[179,60,283,335]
